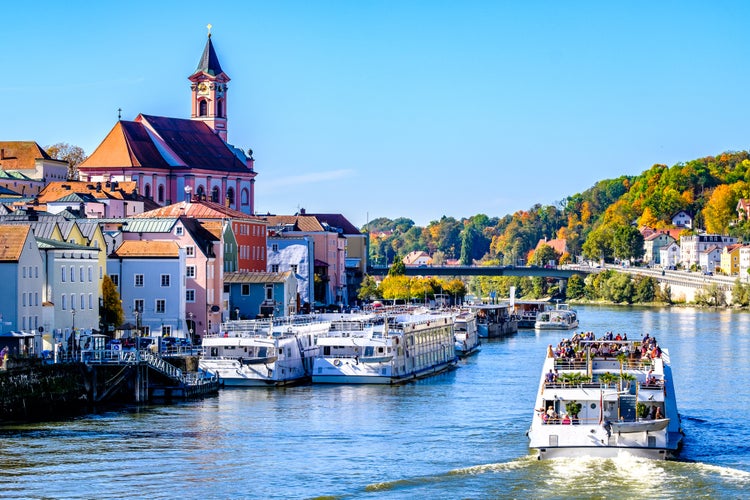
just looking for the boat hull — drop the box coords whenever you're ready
[534,445,678,460]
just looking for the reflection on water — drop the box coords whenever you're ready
[0,305,748,499]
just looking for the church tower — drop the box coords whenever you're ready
[189,26,230,142]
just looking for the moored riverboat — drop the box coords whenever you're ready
[468,303,518,338]
[312,312,457,384]
[200,317,332,386]
[453,310,480,358]
[527,332,683,459]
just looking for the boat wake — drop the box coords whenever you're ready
[364,456,535,492]
[362,454,750,498]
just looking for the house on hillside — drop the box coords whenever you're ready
[699,245,722,274]
[671,210,693,229]
[679,234,737,268]
[643,232,676,266]
[403,250,431,266]
[720,243,743,276]
[659,242,680,269]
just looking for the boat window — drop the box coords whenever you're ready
[258,347,268,358]
[287,348,292,357]
[378,347,384,354]
[324,346,331,355]
[278,348,283,355]
[210,347,218,357]
[364,346,374,357]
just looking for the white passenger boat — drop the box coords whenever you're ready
[527,334,683,459]
[534,303,578,330]
[199,317,332,386]
[453,311,480,358]
[312,312,457,384]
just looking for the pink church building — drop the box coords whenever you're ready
[78,32,257,214]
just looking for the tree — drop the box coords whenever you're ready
[566,274,585,300]
[45,142,87,180]
[101,276,124,334]
[389,258,406,277]
[380,275,410,301]
[357,275,381,302]
[612,225,645,262]
[532,244,560,267]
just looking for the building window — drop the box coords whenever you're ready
[271,264,279,273]
[88,266,93,282]
[186,289,195,302]
[291,264,298,273]
[272,244,278,252]
[176,226,184,236]
[211,186,220,203]
[88,294,93,309]
[156,299,165,314]
[217,98,224,117]
[22,267,26,279]
[241,188,249,205]
[35,292,39,306]
[226,187,234,207]
[22,294,25,306]
[62,294,66,310]
[70,266,75,282]
[144,183,151,199]
[186,246,195,257]
[186,266,196,278]
[241,284,250,296]
[80,266,85,282]
[135,274,144,287]
[81,295,85,310]
[162,325,172,336]
[199,99,208,116]
[265,284,273,301]
[111,274,119,286]
[134,299,144,313]
[35,266,38,278]
[161,274,170,287]
[158,185,164,203]
[61,267,66,282]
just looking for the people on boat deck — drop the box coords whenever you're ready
[546,369,557,383]
[561,414,571,425]
[547,344,554,358]
[649,405,657,420]
[655,407,664,419]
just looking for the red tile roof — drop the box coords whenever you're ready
[0,142,53,171]
[0,225,31,261]
[134,199,263,221]
[112,240,180,258]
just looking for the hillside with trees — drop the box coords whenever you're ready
[362,150,750,302]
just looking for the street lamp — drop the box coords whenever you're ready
[71,308,76,360]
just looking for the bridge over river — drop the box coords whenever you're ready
[366,265,591,279]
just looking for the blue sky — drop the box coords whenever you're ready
[4,1,750,228]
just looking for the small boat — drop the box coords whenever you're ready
[527,333,683,460]
[453,310,480,358]
[467,303,518,338]
[534,303,578,330]
[199,317,332,386]
[312,312,457,384]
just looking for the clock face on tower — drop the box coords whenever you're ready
[197,82,209,95]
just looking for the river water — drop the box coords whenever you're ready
[1,305,749,499]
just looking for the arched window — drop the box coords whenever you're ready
[241,188,249,205]
[226,187,235,208]
[211,186,220,203]
[158,185,164,203]
[196,185,205,200]
[217,99,224,118]
[144,183,151,199]
[199,100,208,116]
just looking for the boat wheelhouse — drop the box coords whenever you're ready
[527,334,683,459]
[513,300,551,329]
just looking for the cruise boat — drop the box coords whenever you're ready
[527,334,683,459]
[467,303,518,338]
[453,310,480,358]
[312,312,458,384]
[534,303,578,330]
[199,317,332,386]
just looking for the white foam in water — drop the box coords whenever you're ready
[691,462,750,483]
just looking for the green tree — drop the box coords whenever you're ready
[357,275,381,302]
[101,275,124,334]
[633,275,657,303]
[612,225,645,262]
[389,258,406,277]
[732,278,750,307]
[566,274,585,300]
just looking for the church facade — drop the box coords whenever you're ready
[78,32,257,215]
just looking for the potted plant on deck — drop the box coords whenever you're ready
[598,372,618,387]
[565,400,582,424]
